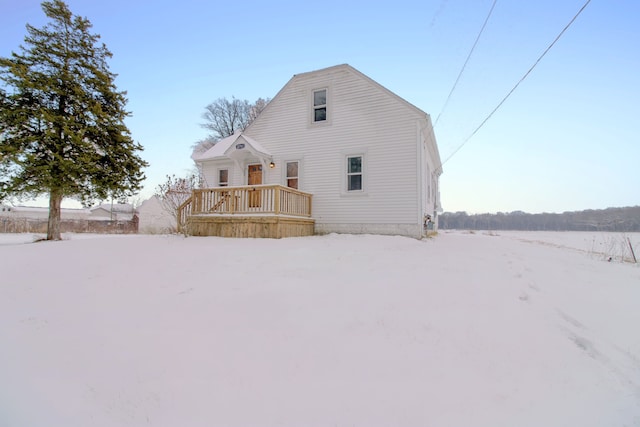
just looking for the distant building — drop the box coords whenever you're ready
[0,205,90,220]
[89,203,136,221]
[0,203,138,234]
[137,196,176,234]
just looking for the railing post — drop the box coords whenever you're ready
[177,195,193,233]
[230,189,236,213]
[192,190,199,214]
[274,186,281,215]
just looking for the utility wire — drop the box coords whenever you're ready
[434,0,498,127]
[439,0,592,170]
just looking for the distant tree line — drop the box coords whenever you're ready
[439,206,640,232]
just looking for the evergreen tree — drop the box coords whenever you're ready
[0,0,148,240]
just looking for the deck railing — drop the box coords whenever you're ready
[178,185,312,232]
[177,196,193,233]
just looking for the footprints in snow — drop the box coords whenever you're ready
[503,252,539,303]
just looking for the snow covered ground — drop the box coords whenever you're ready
[1,231,639,427]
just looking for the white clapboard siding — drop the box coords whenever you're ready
[199,64,441,237]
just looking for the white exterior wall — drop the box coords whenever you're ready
[200,160,237,188]
[198,65,441,238]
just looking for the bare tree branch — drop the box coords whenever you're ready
[154,174,197,231]
[199,96,270,142]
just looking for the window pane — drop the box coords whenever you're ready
[286,162,298,178]
[348,157,361,173]
[287,178,298,189]
[348,175,362,191]
[314,107,326,122]
[313,90,326,106]
[219,169,228,186]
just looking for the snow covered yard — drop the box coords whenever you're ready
[0,231,639,427]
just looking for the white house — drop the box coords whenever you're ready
[185,64,442,238]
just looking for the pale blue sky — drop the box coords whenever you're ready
[1,0,638,213]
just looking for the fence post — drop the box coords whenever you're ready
[629,237,637,263]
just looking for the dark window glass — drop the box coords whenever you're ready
[314,90,326,106]
[348,157,361,173]
[348,175,362,191]
[347,156,363,191]
[219,169,228,187]
[313,89,327,122]
[286,161,299,189]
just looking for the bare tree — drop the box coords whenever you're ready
[191,137,217,156]
[248,97,270,124]
[154,174,197,231]
[200,96,270,141]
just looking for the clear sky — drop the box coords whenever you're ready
[1,0,638,214]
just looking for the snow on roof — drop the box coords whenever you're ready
[192,132,272,162]
[234,133,271,158]
[90,203,134,213]
[191,133,235,161]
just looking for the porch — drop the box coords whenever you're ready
[177,185,315,238]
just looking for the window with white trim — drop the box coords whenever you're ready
[286,161,299,189]
[218,169,228,187]
[347,156,363,191]
[313,89,327,122]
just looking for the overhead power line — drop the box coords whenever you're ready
[434,0,498,127]
[439,0,593,169]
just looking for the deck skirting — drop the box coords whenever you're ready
[188,215,315,238]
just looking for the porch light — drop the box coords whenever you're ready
[269,162,275,168]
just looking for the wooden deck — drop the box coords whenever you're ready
[178,185,314,238]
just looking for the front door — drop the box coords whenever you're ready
[248,164,262,207]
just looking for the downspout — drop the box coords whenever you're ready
[416,120,425,238]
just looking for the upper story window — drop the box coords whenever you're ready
[218,169,228,187]
[286,161,299,189]
[313,89,327,122]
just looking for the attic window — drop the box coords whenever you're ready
[313,89,327,122]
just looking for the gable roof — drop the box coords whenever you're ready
[244,64,432,135]
[300,64,429,116]
[192,132,272,162]
[193,64,441,170]
[91,203,134,213]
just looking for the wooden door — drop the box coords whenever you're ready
[248,164,262,207]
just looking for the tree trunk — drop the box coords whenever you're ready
[47,190,63,241]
